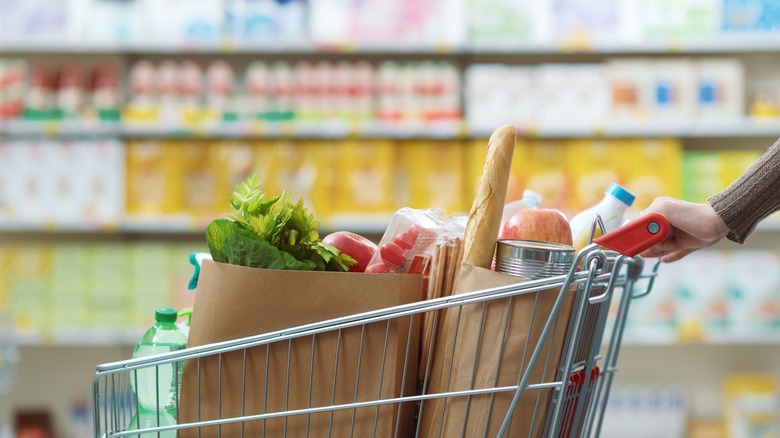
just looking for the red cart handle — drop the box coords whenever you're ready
[593,213,671,258]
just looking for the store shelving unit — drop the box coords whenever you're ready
[3,5,780,435]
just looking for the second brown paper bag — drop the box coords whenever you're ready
[419,264,576,437]
[179,260,422,438]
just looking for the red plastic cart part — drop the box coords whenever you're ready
[593,213,671,258]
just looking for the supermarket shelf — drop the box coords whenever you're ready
[621,332,780,347]
[4,118,780,140]
[11,328,780,348]
[472,119,780,139]
[1,119,466,140]
[0,214,392,236]
[3,35,780,55]
[14,329,144,347]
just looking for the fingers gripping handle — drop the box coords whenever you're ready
[593,213,671,257]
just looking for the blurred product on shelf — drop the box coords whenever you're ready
[2,55,776,135]
[466,0,543,46]
[398,141,467,214]
[683,149,763,203]
[0,242,201,343]
[722,0,780,33]
[0,60,27,119]
[0,59,123,123]
[308,0,466,48]
[600,384,687,438]
[123,59,461,132]
[0,140,124,230]
[639,0,722,38]
[1,0,779,49]
[224,0,307,43]
[5,137,777,233]
[464,58,747,133]
[723,374,779,438]
[624,250,780,344]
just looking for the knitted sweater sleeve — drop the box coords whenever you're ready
[708,138,780,244]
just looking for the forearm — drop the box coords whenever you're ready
[708,138,780,243]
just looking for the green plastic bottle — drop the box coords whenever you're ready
[129,307,187,437]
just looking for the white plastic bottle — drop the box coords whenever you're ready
[501,189,543,222]
[570,182,635,250]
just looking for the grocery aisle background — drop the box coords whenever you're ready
[1,0,780,436]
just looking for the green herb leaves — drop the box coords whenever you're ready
[207,173,356,272]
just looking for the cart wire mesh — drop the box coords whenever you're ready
[93,244,661,438]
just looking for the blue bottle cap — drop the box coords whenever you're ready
[606,182,635,206]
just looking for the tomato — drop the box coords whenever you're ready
[394,231,416,250]
[380,241,406,267]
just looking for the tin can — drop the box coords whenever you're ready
[495,239,575,280]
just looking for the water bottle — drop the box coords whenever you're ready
[129,307,187,437]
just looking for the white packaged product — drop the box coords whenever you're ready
[467,0,550,46]
[696,58,745,121]
[647,58,697,123]
[727,250,780,336]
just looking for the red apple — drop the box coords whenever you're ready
[322,231,378,273]
[499,208,573,246]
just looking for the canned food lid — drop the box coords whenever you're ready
[496,239,575,265]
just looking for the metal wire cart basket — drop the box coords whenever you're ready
[93,217,667,438]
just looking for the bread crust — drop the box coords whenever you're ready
[462,125,516,268]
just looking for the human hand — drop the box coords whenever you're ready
[638,197,730,262]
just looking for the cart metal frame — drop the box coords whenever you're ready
[93,243,661,437]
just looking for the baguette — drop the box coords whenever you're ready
[462,125,516,269]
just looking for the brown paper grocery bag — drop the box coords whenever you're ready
[179,260,422,438]
[418,264,576,438]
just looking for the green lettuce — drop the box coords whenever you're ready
[206,173,355,271]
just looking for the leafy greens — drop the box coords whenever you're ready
[206,173,356,271]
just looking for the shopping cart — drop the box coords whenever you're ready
[92,216,666,438]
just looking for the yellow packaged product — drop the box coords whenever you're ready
[335,139,396,215]
[523,140,573,215]
[179,141,223,218]
[566,139,622,215]
[0,245,8,309]
[620,138,683,211]
[262,140,337,219]
[720,149,762,183]
[126,140,183,215]
[211,140,259,212]
[465,139,488,210]
[399,141,465,214]
[466,138,530,212]
[7,244,51,335]
[723,374,779,438]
